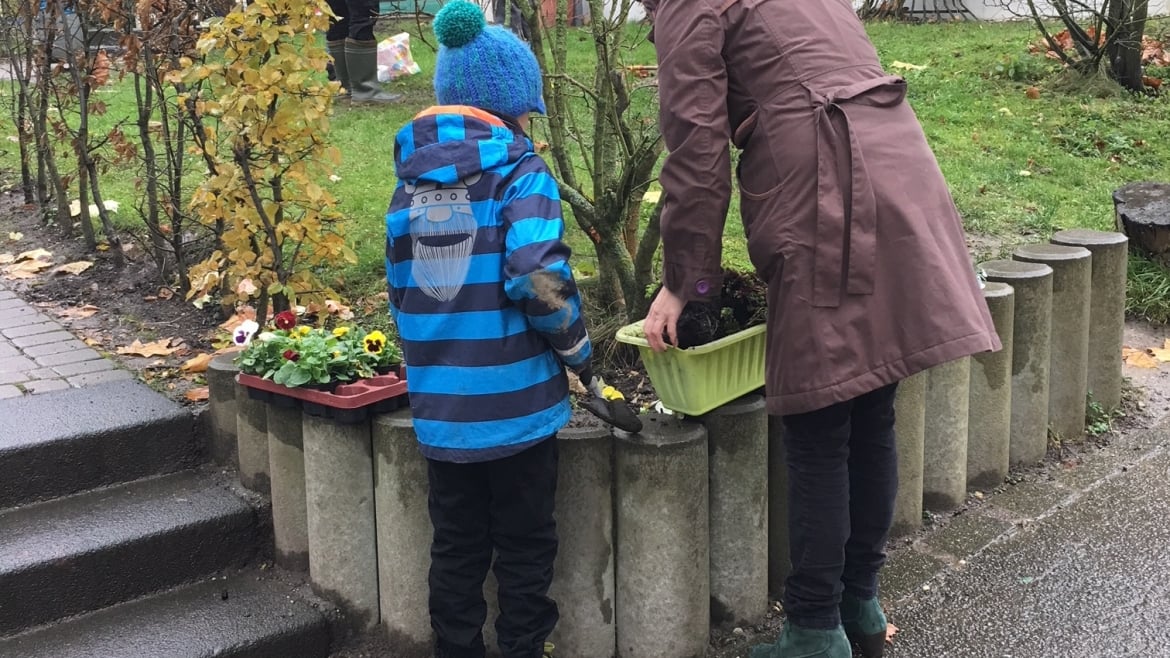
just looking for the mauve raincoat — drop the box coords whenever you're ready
[646,0,1001,415]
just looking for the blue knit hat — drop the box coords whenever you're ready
[432,1,547,119]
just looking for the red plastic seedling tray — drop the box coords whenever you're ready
[237,370,410,424]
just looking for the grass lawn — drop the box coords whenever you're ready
[1,16,1168,315]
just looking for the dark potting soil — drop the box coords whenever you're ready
[671,268,768,349]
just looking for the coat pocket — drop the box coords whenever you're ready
[734,114,783,201]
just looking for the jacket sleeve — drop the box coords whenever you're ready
[384,183,407,327]
[654,0,731,302]
[501,160,593,372]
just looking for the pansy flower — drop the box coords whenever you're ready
[274,311,297,330]
[233,320,260,346]
[363,330,387,354]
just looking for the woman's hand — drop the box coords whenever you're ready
[644,287,685,352]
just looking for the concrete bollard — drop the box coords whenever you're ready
[548,426,616,657]
[700,395,768,629]
[205,353,239,467]
[923,358,971,511]
[981,259,1053,466]
[1051,229,1129,411]
[267,404,309,571]
[1014,244,1091,442]
[891,370,926,537]
[767,415,790,600]
[372,411,432,656]
[615,415,709,658]
[235,388,270,494]
[967,282,1015,489]
[303,415,379,631]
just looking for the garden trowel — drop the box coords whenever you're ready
[580,374,644,434]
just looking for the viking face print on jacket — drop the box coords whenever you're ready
[403,173,482,302]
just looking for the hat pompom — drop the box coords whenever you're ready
[434,1,486,48]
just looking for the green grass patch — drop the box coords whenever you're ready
[1127,253,1170,324]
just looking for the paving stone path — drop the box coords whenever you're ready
[0,281,131,399]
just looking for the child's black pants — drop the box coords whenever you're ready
[427,437,559,658]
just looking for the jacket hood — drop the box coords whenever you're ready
[394,105,532,185]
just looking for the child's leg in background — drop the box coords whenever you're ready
[428,459,494,658]
[488,437,559,658]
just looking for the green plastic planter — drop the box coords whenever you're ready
[615,321,766,416]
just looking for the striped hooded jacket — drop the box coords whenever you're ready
[385,106,592,462]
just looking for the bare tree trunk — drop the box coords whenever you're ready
[77,164,97,249]
[135,59,171,278]
[1106,0,1149,91]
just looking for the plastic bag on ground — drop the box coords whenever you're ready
[377,32,422,83]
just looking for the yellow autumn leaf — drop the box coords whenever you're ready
[181,353,214,374]
[1122,347,1159,369]
[185,386,210,402]
[0,253,14,264]
[54,260,94,275]
[1151,339,1170,363]
[117,338,179,358]
[16,248,52,261]
[59,304,100,319]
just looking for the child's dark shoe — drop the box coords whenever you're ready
[839,591,887,657]
[748,622,851,658]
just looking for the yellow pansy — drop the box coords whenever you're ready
[363,330,387,354]
[332,326,350,338]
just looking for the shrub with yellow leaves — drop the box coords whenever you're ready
[178,0,356,322]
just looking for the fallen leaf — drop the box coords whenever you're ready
[184,386,210,402]
[181,353,213,374]
[157,286,175,300]
[219,306,258,331]
[890,61,927,71]
[143,296,158,301]
[8,231,22,241]
[236,278,257,296]
[1025,86,1041,99]
[117,338,179,357]
[328,174,342,182]
[4,259,53,278]
[886,623,900,644]
[54,260,94,275]
[325,299,353,319]
[96,243,110,251]
[16,248,52,261]
[1151,339,1170,362]
[0,253,13,264]
[58,304,100,319]
[1123,347,1159,369]
[83,336,102,347]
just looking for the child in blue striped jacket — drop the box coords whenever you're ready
[384,3,592,657]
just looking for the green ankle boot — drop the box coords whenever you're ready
[748,622,851,658]
[344,38,403,104]
[840,592,887,658]
[325,39,350,98]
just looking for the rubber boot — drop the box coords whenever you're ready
[344,38,403,104]
[748,622,851,658]
[326,39,350,98]
[840,592,887,658]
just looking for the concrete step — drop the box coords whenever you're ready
[0,379,198,508]
[0,571,332,658]
[0,471,261,635]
